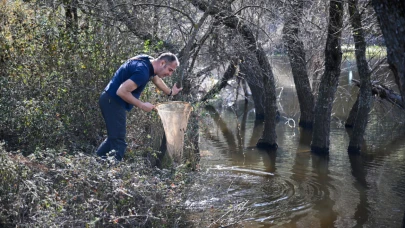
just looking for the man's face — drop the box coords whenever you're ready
[157,61,178,78]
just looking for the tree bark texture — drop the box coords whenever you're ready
[311,0,344,154]
[347,0,373,154]
[282,0,314,129]
[191,0,278,148]
[371,0,405,105]
[239,59,266,119]
[345,93,360,128]
[256,45,278,149]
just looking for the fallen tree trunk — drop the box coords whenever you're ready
[351,79,404,109]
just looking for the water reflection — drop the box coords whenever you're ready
[204,105,238,150]
[310,154,338,228]
[195,58,404,227]
[348,153,370,227]
[262,149,277,174]
[248,119,264,148]
[197,99,405,227]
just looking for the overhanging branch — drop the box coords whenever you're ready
[352,79,405,109]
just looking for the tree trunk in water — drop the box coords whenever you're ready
[311,0,344,154]
[346,94,359,128]
[371,0,405,105]
[282,0,314,129]
[191,0,278,147]
[239,60,265,119]
[347,0,373,153]
[256,46,278,149]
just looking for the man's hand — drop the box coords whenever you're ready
[141,102,155,112]
[171,83,183,96]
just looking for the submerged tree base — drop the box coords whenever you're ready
[345,123,354,128]
[299,120,313,129]
[256,139,278,150]
[256,113,265,120]
[311,146,329,155]
[347,145,361,154]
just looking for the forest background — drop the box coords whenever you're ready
[0,0,404,227]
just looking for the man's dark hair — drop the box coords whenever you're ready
[157,52,179,66]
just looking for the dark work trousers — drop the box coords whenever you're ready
[96,91,127,161]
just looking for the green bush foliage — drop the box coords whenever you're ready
[0,1,144,154]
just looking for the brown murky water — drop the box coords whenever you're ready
[191,58,405,227]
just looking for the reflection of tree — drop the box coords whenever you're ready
[205,105,237,151]
[260,149,277,173]
[286,128,312,224]
[345,127,370,226]
[248,119,264,148]
[346,127,405,226]
[237,104,248,149]
[311,154,338,227]
[204,104,262,165]
[204,104,280,169]
[348,153,370,226]
[292,128,312,181]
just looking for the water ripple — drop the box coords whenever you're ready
[191,166,329,225]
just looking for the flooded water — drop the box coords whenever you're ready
[189,58,405,227]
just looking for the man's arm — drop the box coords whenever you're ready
[151,76,171,95]
[116,79,154,112]
[151,76,182,96]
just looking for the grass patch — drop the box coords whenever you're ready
[342,44,387,59]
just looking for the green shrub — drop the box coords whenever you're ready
[0,1,152,154]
